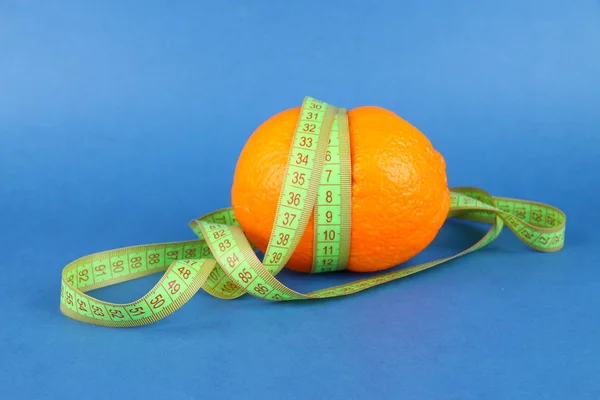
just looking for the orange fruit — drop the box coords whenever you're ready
[232,105,450,273]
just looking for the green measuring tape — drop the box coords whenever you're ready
[60,97,566,327]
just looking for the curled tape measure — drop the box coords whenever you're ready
[60,97,566,327]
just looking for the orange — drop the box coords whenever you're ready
[231,105,450,273]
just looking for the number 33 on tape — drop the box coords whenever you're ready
[60,97,566,327]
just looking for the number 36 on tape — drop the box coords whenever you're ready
[60,97,566,327]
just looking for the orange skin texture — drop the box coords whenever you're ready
[232,106,450,273]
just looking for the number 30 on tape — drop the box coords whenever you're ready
[60,97,566,327]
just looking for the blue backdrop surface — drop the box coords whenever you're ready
[1,1,599,399]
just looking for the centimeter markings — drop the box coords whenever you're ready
[195,221,301,301]
[59,96,567,327]
[262,97,338,275]
[61,257,217,327]
[336,109,352,270]
[61,190,566,326]
[312,109,351,273]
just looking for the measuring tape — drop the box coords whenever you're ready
[60,97,566,327]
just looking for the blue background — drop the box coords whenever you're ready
[1,1,599,399]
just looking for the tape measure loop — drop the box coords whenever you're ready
[59,97,567,327]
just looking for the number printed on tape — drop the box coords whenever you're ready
[58,97,566,327]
